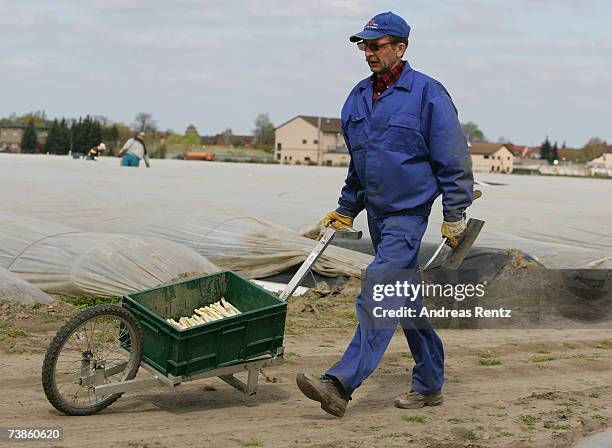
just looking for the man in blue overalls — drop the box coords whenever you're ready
[296,11,474,417]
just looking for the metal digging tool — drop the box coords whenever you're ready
[421,218,485,272]
[421,190,485,272]
[279,226,362,301]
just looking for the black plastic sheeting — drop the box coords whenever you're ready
[262,238,533,289]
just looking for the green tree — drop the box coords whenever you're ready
[113,123,134,149]
[253,113,275,148]
[21,119,38,153]
[540,136,551,162]
[81,116,96,150]
[71,118,88,153]
[57,119,71,155]
[44,119,61,154]
[550,141,559,164]
[101,124,120,154]
[151,143,167,159]
[103,124,119,143]
[18,111,47,127]
[182,132,200,147]
[182,126,201,147]
[91,118,102,148]
[71,118,81,152]
[461,121,485,142]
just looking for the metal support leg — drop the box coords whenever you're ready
[219,374,248,393]
[219,369,260,395]
[246,368,259,395]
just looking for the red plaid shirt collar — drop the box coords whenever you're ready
[371,60,406,102]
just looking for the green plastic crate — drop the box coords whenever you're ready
[122,271,287,378]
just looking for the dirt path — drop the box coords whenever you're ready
[1,296,611,448]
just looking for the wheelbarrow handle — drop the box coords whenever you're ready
[279,226,362,301]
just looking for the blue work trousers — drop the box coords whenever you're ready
[120,153,140,167]
[325,212,444,398]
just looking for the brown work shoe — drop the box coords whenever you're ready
[394,389,443,409]
[296,373,348,417]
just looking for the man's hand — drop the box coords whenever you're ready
[441,218,467,249]
[322,210,353,230]
[440,190,481,248]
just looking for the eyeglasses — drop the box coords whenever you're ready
[357,41,394,52]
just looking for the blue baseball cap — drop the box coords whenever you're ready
[349,11,411,42]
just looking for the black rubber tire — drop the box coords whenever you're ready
[42,304,143,416]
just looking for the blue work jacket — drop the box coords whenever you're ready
[337,61,473,221]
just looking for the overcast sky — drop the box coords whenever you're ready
[2,0,611,147]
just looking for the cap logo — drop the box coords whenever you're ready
[365,18,379,29]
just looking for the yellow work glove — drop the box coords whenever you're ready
[322,210,353,230]
[441,218,467,249]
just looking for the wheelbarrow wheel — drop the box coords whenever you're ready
[42,304,143,416]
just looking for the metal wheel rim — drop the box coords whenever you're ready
[50,313,139,410]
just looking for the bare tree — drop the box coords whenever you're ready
[92,115,109,126]
[583,137,610,161]
[132,112,157,132]
[220,128,233,146]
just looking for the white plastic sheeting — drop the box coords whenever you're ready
[0,266,53,304]
[1,154,610,269]
[0,212,219,297]
[0,155,374,280]
[135,215,372,279]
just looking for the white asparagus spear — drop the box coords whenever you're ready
[194,309,212,322]
[221,298,241,315]
[200,308,219,322]
[196,307,212,319]
[219,297,232,311]
[210,303,231,318]
[217,301,235,315]
[174,317,188,330]
[204,306,223,320]
[179,317,191,328]
[191,315,204,324]
[220,298,240,314]
[167,318,183,330]
[218,298,232,314]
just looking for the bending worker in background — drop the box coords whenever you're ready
[86,142,105,160]
[296,11,474,417]
[118,131,150,168]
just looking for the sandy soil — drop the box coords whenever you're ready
[1,288,611,448]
